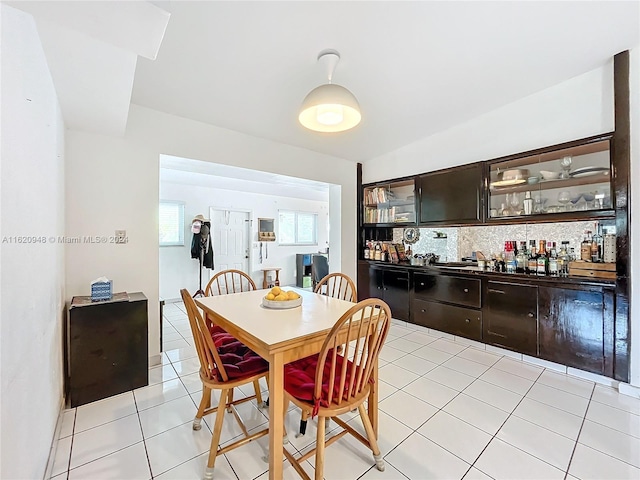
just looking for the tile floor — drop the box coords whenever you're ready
[50,301,640,480]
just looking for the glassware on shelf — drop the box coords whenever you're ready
[507,192,521,215]
[560,156,572,179]
[557,191,572,212]
[533,194,547,213]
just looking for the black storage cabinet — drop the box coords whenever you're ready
[66,292,149,407]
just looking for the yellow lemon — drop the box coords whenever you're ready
[275,293,288,301]
[270,286,281,296]
[266,293,275,300]
[287,291,299,300]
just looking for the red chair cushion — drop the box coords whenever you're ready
[284,352,359,415]
[206,326,268,381]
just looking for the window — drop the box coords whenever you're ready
[278,210,317,245]
[159,201,185,246]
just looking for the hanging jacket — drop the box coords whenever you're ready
[190,222,214,269]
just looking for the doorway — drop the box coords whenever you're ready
[210,208,251,275]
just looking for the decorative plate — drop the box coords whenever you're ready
[262,297,303,309]
[403,227,420,244]
[569,167,610,178]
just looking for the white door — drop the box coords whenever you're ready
[210,209,251,275]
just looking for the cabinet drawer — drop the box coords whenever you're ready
[412,299,482,341]
[414,273,481,308]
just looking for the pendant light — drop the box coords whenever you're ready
[298,49,361,133]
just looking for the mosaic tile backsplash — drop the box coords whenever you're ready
[394,221,611,261]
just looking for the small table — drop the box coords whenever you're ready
[260,267,281,289]
[195,289,377,480]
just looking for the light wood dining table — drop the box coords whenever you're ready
[195,287,379,480]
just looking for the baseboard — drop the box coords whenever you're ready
[149,353,162,367]
[618,382,640,399]
[43,396,66,480]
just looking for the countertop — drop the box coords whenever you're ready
[359,259,616,287]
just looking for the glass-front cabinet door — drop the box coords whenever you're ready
[363,179,416,225]
[488,137,612,219]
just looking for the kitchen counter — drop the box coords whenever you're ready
[359,259,615,287]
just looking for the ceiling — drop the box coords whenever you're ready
[161,155,331,201]
[9,1,640,162]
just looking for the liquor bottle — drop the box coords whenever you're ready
[505,242,516,273]
[373,242,382,261]
[527,241,537,275]
[558,241,569,276]
[364,242,370,259]
[581,231,592,261]
[537,240,548,275]
[591,222,602,263]
[548,243,559,276]
[516,241,527,273]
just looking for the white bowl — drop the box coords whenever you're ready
[262,296,302,309]
[540,170,560,180]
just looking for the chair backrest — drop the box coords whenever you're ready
[205,269,256,296]
[312,255,329,284]
[314,298,391,409]
[180,288,230,382]
[314,273,357,302]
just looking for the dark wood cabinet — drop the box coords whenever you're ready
[412,273,482,341]
[414,272,481,308]
[413,299,482,341]
[483,281,538,356]
[66,293,148,407]
[367,266,410,321]
[417,164,482,224]
[538,286,612,376]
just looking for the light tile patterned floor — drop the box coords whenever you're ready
[50,301,640,480]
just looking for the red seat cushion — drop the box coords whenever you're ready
[205,327,267,381]
[284,351,361,415]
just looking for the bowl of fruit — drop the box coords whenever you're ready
[262,286,302,309]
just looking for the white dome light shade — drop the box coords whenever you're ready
[299,83,361,133]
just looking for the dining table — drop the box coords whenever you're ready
[195,287,379,480]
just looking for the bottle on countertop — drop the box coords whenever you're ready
[364,242,370,259]
[373,242,382,261]
[581,231,592,261]
[548,243,559,276]
[527,240,537,275]
[591,222,602,263]
[537,240,548,275]
[558,241,570,276]
[516,241,527,274]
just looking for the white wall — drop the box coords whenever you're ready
[1,5,66,478]
[159,180,329,300]
[364,59,640,388]
[66,105,357,360]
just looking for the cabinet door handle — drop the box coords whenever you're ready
[463,288,469,293]
[420,282,425,286]
[383,287,388,291]
[527,312,535,318]
[421,309,426,313]
[465,318,470,323]
[488,288,505,294]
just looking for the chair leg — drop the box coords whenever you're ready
[314,414,326,480]
[205,389,229,480]
[227,388,234,413]
[296,409,309,438]
[253,379,263,405]
[357,404,384,471]
[193,386,211,431]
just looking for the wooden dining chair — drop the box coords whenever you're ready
[203,269,264,406]
[205,269,257,296]
[180,289,269,480]
[292,272,358,437]
[314,272,357,302]
[282,298,392,480]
